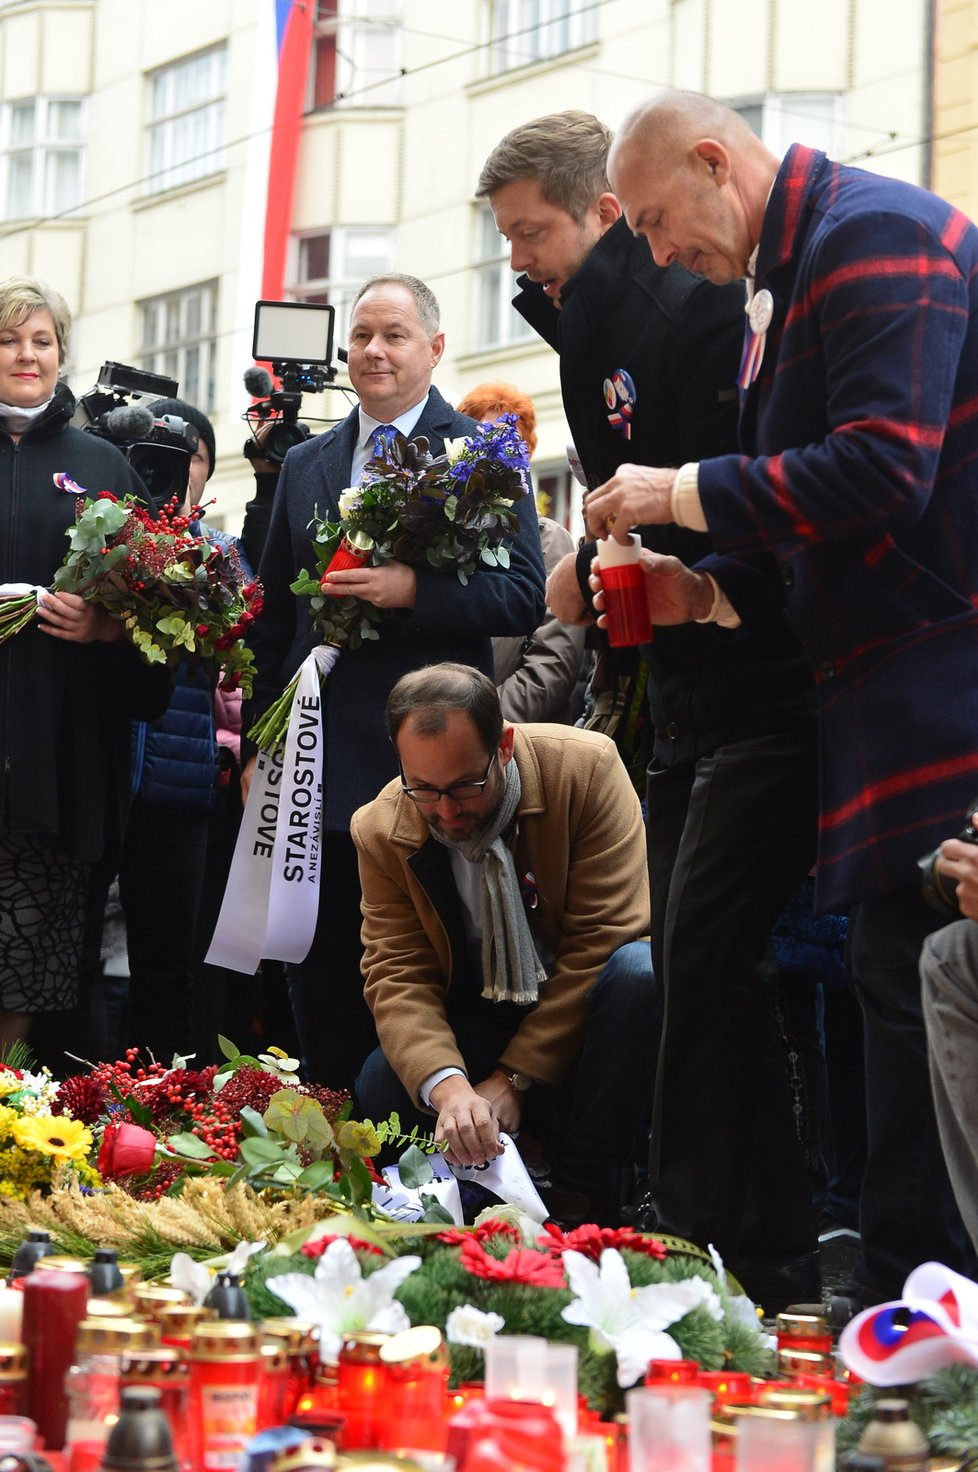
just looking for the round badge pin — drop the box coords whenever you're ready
[749,288,774,335]
[603,378,617,410]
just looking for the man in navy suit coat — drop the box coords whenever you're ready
[243,274,545,1091]
[586,91,978,1308]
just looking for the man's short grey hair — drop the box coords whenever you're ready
[0,275,71,365]
[476,111,613,223]
[351,274,440,337]
[387,663,503,754]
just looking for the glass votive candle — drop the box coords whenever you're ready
[379,1325,449,1454]
[644,1358,699,1385]
[626,1385,712,1472]
[736,1406,834,1470]
[483,1334,549,1404]
[336,1331,389,1451]
[0,1415,37,1454]
[539,1343,579,1441]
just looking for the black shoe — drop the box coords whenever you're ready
[817,1210,860,1244]
[826,1279,871,1332]
[733,1252,822,1318]
[631,1189,661,1233]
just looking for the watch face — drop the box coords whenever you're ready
[509,1072,532,1093]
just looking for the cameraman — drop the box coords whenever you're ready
[920,804,978,1255]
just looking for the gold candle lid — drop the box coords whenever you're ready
[190,1319,261,1361]
[776,1306,829,1337]
[261,1318,320,1353]
[338,1331,388,1364]
[756,1386,833,1421]
[119,1347,189,1381]
[132,1285,192,1318]
[378,1325,446,1369]
[260,1341,289,1374]
[158,1303,217,1332]
[0,1342,27,1377]
[36,1254,89,1274]
[86,1296,133,1319]
[777,1347,832,1376]
[76,1317,162,1354]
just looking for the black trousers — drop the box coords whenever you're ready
[644,728,820,1271]
[849,887,977,1301]
[286,828,379,1093]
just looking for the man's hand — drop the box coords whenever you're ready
[473,1070,524,1138]
[590,549,716,626]
[429,1073,505,1167]
[37,591,123,643]
[322,560,417,609]
[584,464,675,541]
[546,551,592,625]
[936,829,978,921]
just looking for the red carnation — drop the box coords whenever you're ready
[437,1219,521,1248]
[300,1233,385,1260]
[95,491,119,502]
[98,1121,158,1179]
[538,1222,668,1261]
[459,1238,566,1287]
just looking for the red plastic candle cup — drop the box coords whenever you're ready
[697,1369,752,1404]
[21,1270,90,1451]
[321,531,372,591]
[596,534,650,647]
[644,1357,699,1384]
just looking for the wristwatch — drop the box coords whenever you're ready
[500,1066,533,1094]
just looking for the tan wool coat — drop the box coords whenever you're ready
[350,724,650,1105]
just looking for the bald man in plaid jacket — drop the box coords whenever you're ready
[588,91,978,1309]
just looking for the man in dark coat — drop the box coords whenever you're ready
[243,273,545,1091]
[591,89,978,1307]
[478,113,819,1309]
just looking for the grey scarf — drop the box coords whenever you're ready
[432,758,547,1004]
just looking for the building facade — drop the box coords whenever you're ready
[0,0,933,534]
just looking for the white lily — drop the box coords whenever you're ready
[708,1243,764,1330]
[446,1304,506,1348]
[267,1238,421,1362]
[226,1239,267,1276]
[560,1248,722,1388]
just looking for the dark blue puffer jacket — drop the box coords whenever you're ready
[131,662,218,812]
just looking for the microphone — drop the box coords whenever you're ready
[244,365,274,398]
[104,402,155,440]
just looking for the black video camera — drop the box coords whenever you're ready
[919,804,978,916]
[72,362,198,503]
[243,300,339,465]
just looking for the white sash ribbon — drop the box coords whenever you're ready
[206,644,338,973]
[0,584,43,599]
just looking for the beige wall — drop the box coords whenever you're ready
[0,0,932,534]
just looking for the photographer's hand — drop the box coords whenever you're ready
[937,830,978,921]
[322,560,417,609]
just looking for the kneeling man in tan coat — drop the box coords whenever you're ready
[351,661,659,1225]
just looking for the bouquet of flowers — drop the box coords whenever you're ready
[245,1214,773,1415]
[248,416,528,755]
[0,1050,99,1200]
[0,477,263,694]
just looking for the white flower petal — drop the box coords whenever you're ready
[446,1305,506,1348]
[226,1239,266,1276]
[613,1328,681,1388]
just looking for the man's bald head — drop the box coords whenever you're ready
[608,90,778,285]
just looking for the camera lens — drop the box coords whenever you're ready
[265,420,310,463]
[127,444,188,502]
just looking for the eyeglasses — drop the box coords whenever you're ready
[399,750,497,806]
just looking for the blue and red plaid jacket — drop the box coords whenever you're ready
[699,145,978,912]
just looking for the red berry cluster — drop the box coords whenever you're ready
[182,1091,241,1160]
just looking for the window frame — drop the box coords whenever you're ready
[144,43,228,196]
[137,280,219,414]
[0,94,86,220]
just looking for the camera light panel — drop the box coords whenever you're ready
[253,301,335,367]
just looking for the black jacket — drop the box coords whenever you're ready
[514,218,814,766]
[0,383,169,859]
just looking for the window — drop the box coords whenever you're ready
[534,464,580,534]
[474,203,535,351]
[145,45,227,195]
[488,0,596,75]
[734,93,843,157]
[1,96,85,219]
[311,0,403,109]
[138,282,218,412]
[288,226,396,343]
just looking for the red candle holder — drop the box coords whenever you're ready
[379,1326,449,1453]
[336,1332,389,1451]
[446,1398,564,1472]
[697,1369,752,1405]
[644,1358,699,1385]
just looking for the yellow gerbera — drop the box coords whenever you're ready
[11,1114,93,1162]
